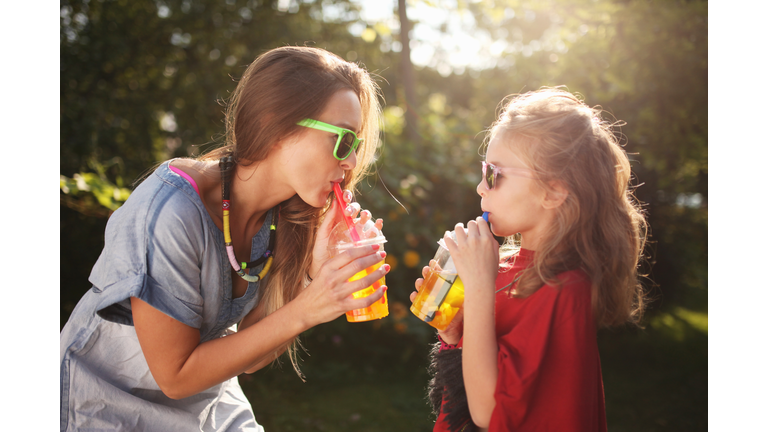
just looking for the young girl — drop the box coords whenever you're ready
[60,46,390,431]
[413,88,647,431]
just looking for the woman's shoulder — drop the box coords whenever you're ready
[102,161,212,245]
[124,161,205,214]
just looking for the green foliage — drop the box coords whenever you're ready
[60,158,131,216]
[61,1,707,428]
[60,0,393,180]
[60,0,708,336]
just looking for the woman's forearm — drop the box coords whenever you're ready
[237,301,288,373]
[461,282,498,428]
[132,296,312,399]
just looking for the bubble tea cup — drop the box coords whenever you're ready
[327,215,389,323]
[410,230,465,331]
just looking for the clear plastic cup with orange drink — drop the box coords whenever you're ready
[327,183,388,322]
[410,231,464,331]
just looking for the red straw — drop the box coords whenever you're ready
[333,182,361,242]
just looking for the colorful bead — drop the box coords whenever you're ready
[220,155,278,283]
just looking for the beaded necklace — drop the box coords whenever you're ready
[219,155,277,283]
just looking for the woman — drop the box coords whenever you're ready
[60,46,389,431]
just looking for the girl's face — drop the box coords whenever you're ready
[477,132,553,250]
[275,89,361,207]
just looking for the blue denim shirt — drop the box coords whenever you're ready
[60,161,272,431]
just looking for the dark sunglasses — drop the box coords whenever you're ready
[297,119,363,161]
[481,161,535,190]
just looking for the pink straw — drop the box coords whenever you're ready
[333,182,361,243]
[333,183,383,292]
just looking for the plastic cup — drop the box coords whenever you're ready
[410,231,465,331]
[327,218,389,322]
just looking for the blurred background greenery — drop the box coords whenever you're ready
[60,0,707,430]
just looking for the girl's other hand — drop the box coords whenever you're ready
[411,261,464,345]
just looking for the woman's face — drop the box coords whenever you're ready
[275,89,362,207]
[477,132,552,250]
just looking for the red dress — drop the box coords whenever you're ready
[433,249,607,431]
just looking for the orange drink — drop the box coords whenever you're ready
[345,261,388,322]
[410,230,466,330]
[411,270,464,330]
[328,218,389,322]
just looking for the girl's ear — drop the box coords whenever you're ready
[542,181,569,210]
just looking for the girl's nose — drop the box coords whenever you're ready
[476,179,486,197]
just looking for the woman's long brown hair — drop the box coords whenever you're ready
[200,46,382,376]
[490,88,648,328]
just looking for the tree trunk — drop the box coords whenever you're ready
[398,0,419,143]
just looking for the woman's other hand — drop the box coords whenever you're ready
[310,189,383,279]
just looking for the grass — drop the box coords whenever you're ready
[600,310,707,431]
[241,341,436,431]
[240,289,708,431]
[243,371,435,431]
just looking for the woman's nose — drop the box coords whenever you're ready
[340,149,358,171]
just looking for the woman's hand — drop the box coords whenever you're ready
[310,189,383,280]
[298,243,389,327]
[411,261,464,345]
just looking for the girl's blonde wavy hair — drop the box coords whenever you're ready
[200,46,382,376]
[488,88,647,328]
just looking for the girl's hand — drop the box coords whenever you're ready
[444,218,499,428]
[411,262,464,345]
[310,189,383,279]
[298,244,389,326]
[443,217,499,297]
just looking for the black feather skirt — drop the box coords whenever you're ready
[427,342,479,432]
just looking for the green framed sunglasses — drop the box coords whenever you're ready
[297,119,363,161]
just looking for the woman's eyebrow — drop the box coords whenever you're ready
[332,121,360,133]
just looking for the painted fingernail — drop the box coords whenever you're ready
[378,251,387,259]
[382,264,391,272]
[381,286,388,304]
[371,244,380,251]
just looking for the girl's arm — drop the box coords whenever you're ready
[132,244,388,400]
[443,217,500,428]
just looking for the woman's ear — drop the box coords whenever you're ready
[542,181,569,210]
